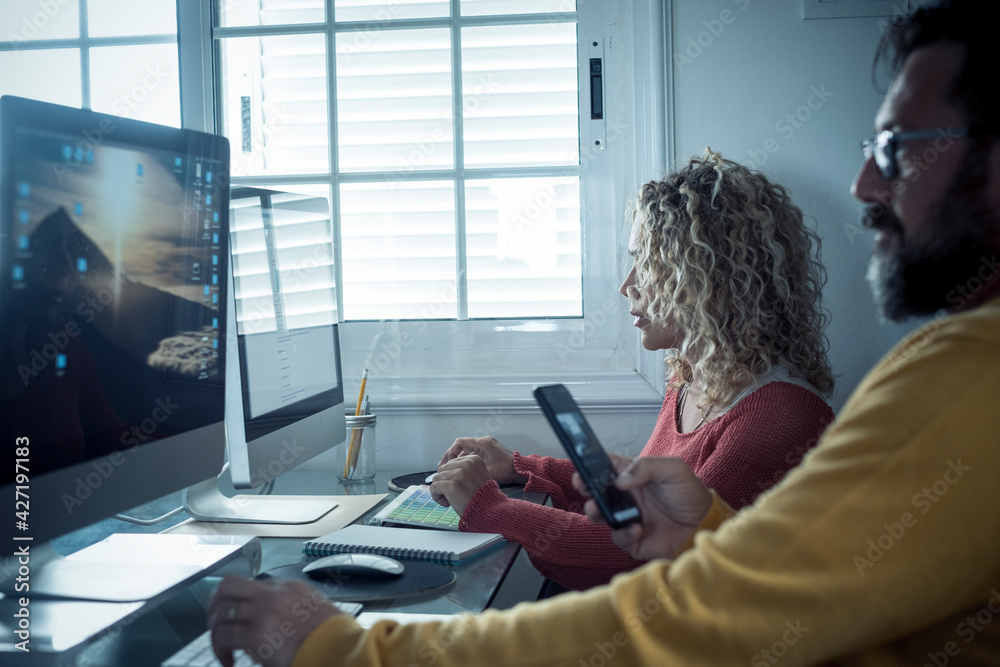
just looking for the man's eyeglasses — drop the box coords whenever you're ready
[860,126,996,180]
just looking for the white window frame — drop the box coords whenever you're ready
[177,0,671,411]
[0,1,177,113]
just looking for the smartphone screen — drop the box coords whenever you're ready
[534,384,641,528]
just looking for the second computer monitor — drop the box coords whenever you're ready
[181,187,345,523]
[226,187,346,489]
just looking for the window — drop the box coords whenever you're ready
[211,1,583,322]
[0,0,180,127]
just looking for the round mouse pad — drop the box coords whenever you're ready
[387,471,438,493]
[260,560,456,602]
[389,471,520,493]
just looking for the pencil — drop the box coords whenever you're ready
[348,394,369,474]
[343,368,368,478]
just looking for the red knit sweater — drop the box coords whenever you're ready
[459,381,834,591]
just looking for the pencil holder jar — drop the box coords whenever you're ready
[338,412,376,481]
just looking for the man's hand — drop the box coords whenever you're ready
[429,453,493,516]
[438,437,528,486]
[209,576,342,667]
[574,457,713,561]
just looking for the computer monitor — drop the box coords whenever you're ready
[0,97,231,554]
[181,187,346,523]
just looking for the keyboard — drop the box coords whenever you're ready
[161,601,362,666]
[369,485,461,530]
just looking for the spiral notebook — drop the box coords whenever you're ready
[302,525,505,565]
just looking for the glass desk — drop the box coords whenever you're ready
[20,469,544,666]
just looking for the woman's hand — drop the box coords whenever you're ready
[438,437,528,486]
[429,454,493,516]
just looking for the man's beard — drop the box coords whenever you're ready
[864,142,998,322]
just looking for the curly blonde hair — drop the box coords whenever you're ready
[630,149,834,409]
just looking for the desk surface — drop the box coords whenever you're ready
[30,470,544,666]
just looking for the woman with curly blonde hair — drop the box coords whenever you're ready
[629,148,834,414]
[430,149,835,592]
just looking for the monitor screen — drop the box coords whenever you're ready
[0,96,231,553]
[224,188,345,491]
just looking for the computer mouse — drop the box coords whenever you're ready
[302,553,405,580]
[425,473,437,483]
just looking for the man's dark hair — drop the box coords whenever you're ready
[876,0,1000,125]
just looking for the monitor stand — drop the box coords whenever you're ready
[182,463,338,524]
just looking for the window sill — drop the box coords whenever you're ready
[360,370,664,415]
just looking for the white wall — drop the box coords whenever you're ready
[670,0,918,410]
[308,407,660,475]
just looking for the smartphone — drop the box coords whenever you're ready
[533,384,641,529]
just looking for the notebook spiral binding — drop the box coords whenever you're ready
[304,544,453,565]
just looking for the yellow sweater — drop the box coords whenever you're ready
[295,298,1000,666]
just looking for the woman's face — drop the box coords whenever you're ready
[619,221,683,351]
